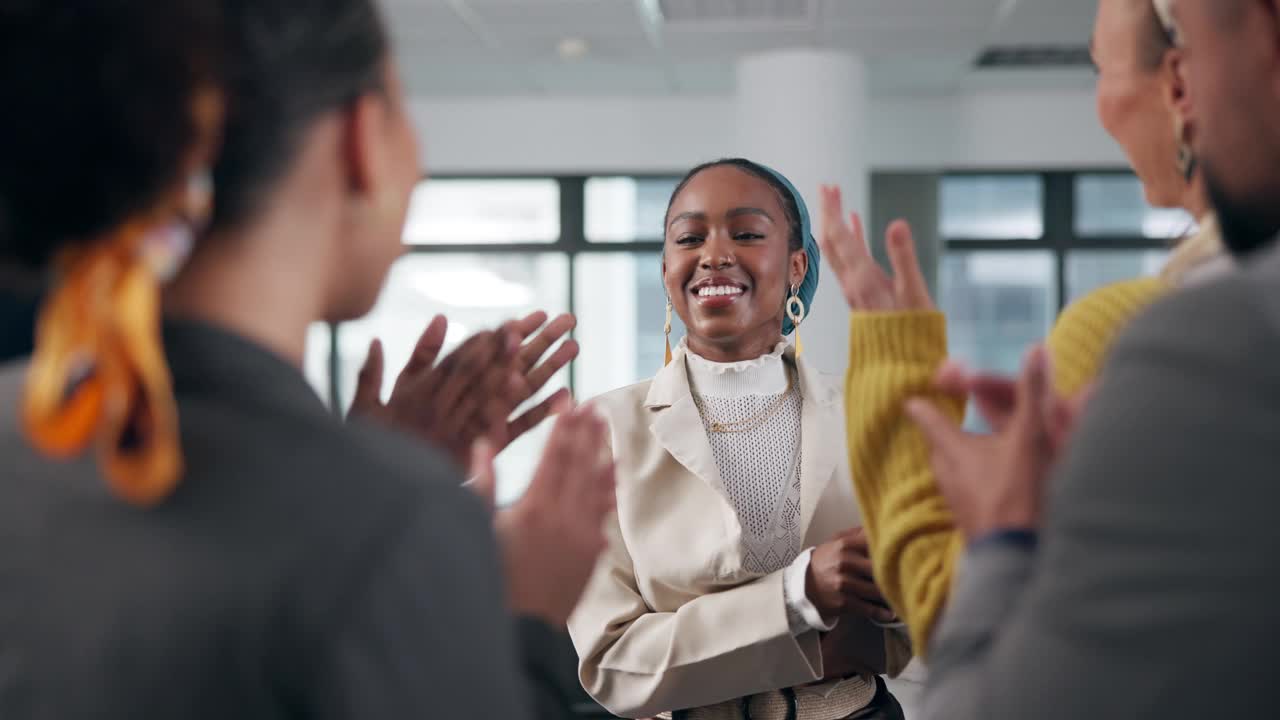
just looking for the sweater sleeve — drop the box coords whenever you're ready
[845,310,965,659]
[843,279,1170,659]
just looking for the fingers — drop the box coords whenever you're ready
[1012,346,1050,432]
[349,338,385,416]
[466,439,498,513]
[398,316,447,382]
[506,387,572,443]
[848,209,873,262]
[850,598,898,625]
[564,407,613,516]
[969,374,1018,431]
[527,410,578,502]
[932,360,972,397]
[510,310,550,343]
[524,338,579,396]
[1047,381,1094,452]
[818,185,850,265]
[905,397,966,459]
[433,330,507,414]
[516,313,575,373]
[885,220,933,310]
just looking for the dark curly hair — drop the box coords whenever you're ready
[0,0,389,270]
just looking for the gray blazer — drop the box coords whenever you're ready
[924,242,1280,718]
[0,320,532,719]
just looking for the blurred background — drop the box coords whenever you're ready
[300,0,1187,505]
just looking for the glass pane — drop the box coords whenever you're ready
[336,253,570,505]
[940,175,1044,239]
[1066,249,1169,303]
[402,179,560,245]
[585,176,682,243]
[940,250,1056,429]
[304,322,332,408]
[573,253,686,401]
[1075,174,1196,238]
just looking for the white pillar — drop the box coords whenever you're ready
[734,50,867,374]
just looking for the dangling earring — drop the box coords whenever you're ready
[663,297,673,367]
[1175,117,1197,183]
[141,168,211,282]
[786,284,807,357]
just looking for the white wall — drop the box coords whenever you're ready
[411,87,1125,175]
[412,85,1126,374]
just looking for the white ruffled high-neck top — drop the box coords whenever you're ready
[682,340,830,636]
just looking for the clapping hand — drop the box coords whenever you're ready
[469,406,616,626]
[348,311,579,465]
[905,347,1091,540]
[816,184,933,312]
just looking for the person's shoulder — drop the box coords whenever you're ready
[0,360,33,463]
[1047,277,1170,397]
[1111,253,1280,378]
[321,417,467,501]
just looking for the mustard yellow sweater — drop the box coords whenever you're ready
[845,277,1168,657]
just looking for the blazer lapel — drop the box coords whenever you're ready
[644,350,728,499]
[794,351,842,541]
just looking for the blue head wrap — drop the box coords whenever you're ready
[755,164,820,336]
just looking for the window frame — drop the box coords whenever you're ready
[321,173,681,413]
[942,169,1174,314]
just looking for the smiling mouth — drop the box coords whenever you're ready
[694,285,746,299]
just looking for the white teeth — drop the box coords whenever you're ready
[696,285,744,298]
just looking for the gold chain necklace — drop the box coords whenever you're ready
[692,370,796,434]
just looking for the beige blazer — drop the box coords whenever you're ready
[568,345,911,719]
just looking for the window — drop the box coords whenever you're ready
[940,250,1056,375]
[402,179,560,245]
[584,176,681,243]
[572,252,686,401]
[941,171,1175,380]
[1074,174,1195,238]
[940,175,1043,239]
[306,175,681,502]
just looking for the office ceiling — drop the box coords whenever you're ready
[386,0,1099,97]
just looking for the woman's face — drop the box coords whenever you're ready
[1093,0,1184,208]
[662,165,807,360]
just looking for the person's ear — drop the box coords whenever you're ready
[1163,48,1192,119]
[341,92,391,201]
[790,247,809,288]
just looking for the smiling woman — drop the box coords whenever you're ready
[567,158,911,720]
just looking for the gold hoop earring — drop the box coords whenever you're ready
[1175,117,1197,182]
[786,285,806,357]
[663,297,673,367]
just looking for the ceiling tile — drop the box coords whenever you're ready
[387,0,1104,98]
[464,0,642,28]
[528,60,672,94]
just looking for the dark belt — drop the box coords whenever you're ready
[672,687,797,720]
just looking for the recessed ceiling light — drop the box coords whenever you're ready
[557,37,590,61]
